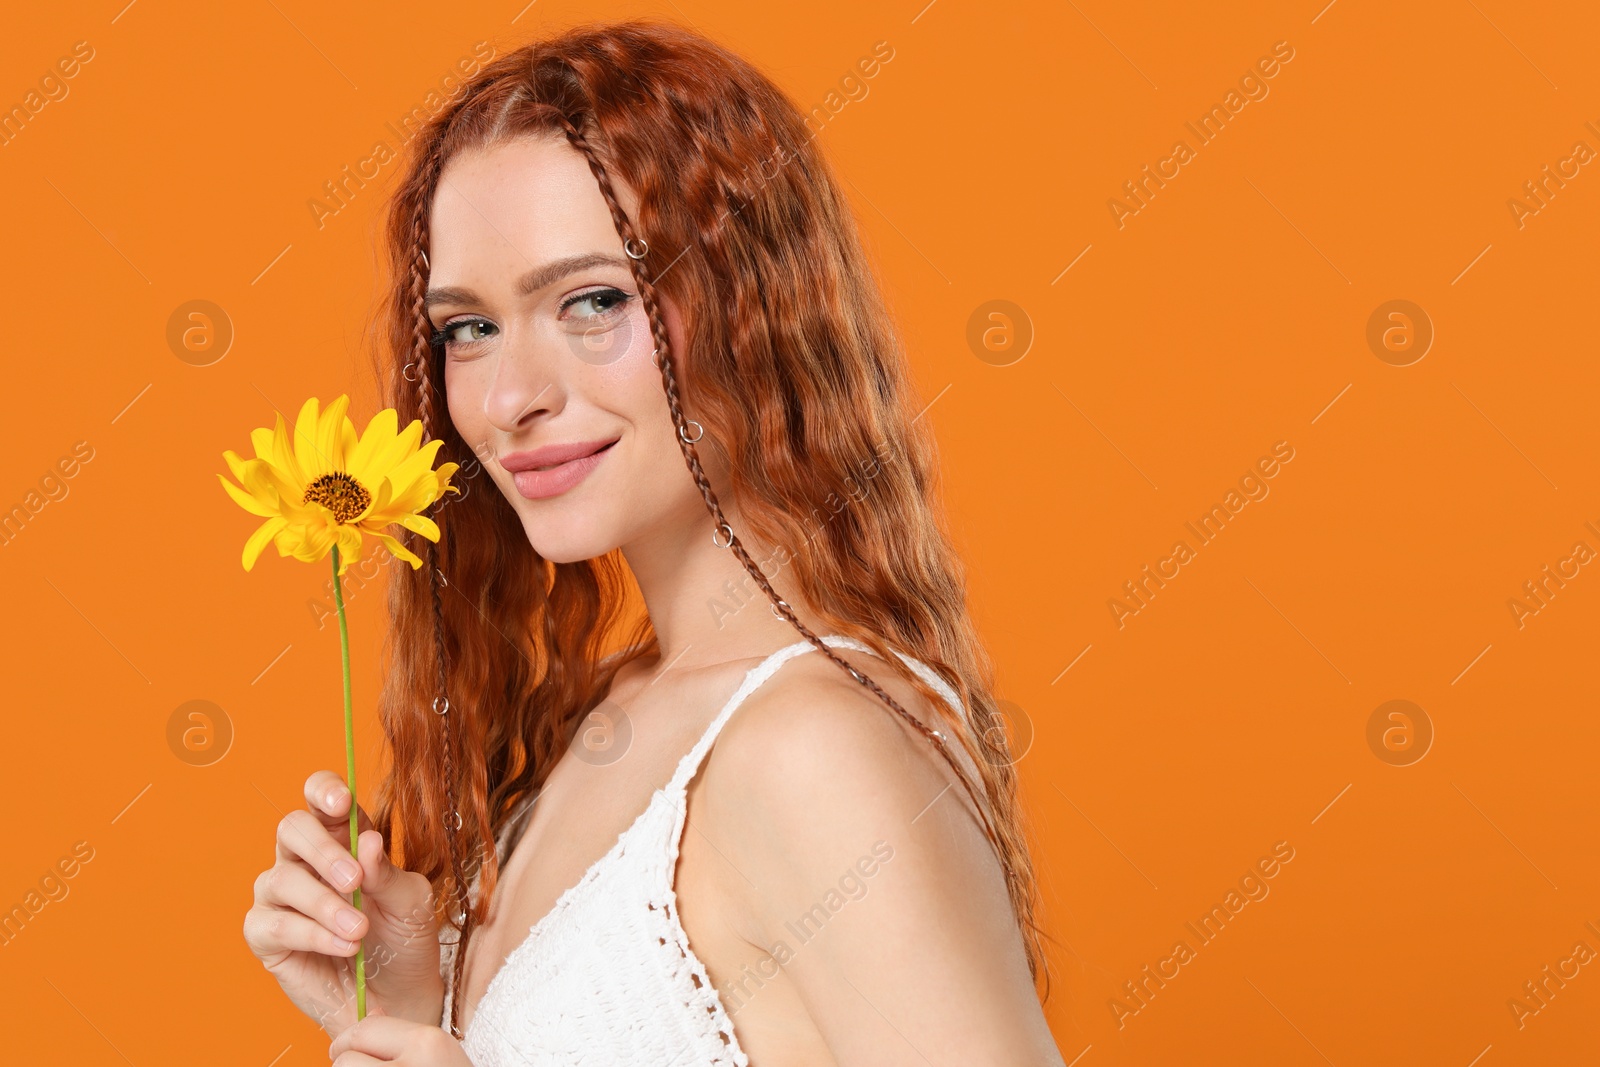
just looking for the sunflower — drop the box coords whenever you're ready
[219,394,459,575]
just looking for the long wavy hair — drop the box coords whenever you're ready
[366,18,1051,1037]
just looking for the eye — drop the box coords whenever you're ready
[430,317,496,351]
[559,287,632,320]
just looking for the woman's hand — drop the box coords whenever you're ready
[243,770,446,1036]
[328,1016,473,1066]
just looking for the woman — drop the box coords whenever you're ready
[244,19,1063,1066]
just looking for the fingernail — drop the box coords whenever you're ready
[334,937,357,952]
[336,909,363,936]
[333,859,360,887]
[325,787,345,808]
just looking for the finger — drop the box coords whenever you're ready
[254,861,371,943]
[328,1015,430,1060]
[305,771,376,834]
[243,901,362,959]
[355,830,419,908]
[275,809,365,894]
[330,1053,384,1067]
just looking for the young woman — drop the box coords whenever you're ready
[244,19,1063,1066]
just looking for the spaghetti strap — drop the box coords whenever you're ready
[662,633,964,799]
[663,635,848,797]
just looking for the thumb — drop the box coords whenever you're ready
[355,828,406,901]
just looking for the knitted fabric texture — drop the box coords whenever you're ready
[444,634,966,1065]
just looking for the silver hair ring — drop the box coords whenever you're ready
[403,361,421,382]
[446,810,462,830]
[712,521,734,548]
[433,696,450,715]
[624,237,648,259]
[421,249,430,269]
[770,598,789,619]
[679,419,704,443]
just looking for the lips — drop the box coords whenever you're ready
[500,438,620,472]
[500,438,618,501]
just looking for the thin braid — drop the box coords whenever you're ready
[404,150,477,1040]
[544,109,1018,884]
[430,541,474,1041]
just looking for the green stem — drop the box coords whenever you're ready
[331,545,366,1020]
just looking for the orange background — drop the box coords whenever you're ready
[2,1,1596,1063]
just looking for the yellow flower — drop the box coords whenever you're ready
[219,395,459,575]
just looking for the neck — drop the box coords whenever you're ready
[620,496,821,673]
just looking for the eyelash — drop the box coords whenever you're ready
[428,288,633,352]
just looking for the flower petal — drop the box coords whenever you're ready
[374,463,459,522]
[269,519,310,562]
[367,481,437,526]
[333,525,364,573]
[242,516,289,570]
[359,478,394,522]
[250,427,276,462]
[241,459,300,515]
[222,448,253,485]
[218,471,278,518]
[318,395,352,472]
[339,418,360,472]
[364,418,425,483]
[393,511,440,541]
[370,530,424,569]
[347,408,399,486]
[292,397,323,479]
[268,413,308,489]
[288,520,337,564]
[379,438,447,498]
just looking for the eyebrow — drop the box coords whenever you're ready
[423,251,634,312]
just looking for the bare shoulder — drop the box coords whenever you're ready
[692,646,1063,1062]
[711,646,982,836]
[699,644,1004,925]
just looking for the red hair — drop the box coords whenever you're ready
[366,18,1052,1035]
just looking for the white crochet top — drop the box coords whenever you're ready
[443,633,964,1065]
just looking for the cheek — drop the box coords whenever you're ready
[588,301,676,434]
[443,359,488,443]
[596,291,667,381]
[442,360,515,497]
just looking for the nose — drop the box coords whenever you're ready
[482,323,566,435]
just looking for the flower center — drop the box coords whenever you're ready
[303,472,372,523]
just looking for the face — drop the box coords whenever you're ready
[426,133,719,563]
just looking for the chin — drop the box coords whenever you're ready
[517,515,619,565]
